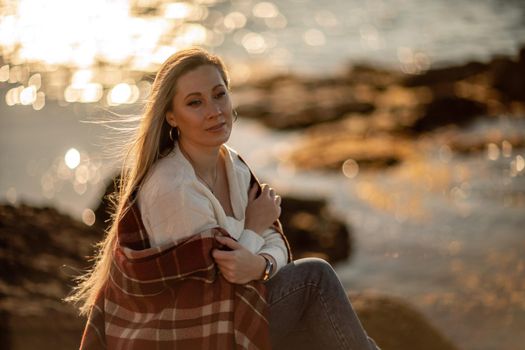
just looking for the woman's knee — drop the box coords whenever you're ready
[294,257,331,269]
[293,257,338,285]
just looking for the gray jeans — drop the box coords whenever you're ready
[266,258,380,350]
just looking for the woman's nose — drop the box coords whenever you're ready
[208,101,223,118]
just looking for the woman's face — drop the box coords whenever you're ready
[166,64,233,149]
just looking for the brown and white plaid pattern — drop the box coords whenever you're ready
[80,203,280,349]
[79,162,292,350]
[81,205,270,349]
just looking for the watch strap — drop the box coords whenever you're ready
[261,255,273,281]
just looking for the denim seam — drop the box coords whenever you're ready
[317,287,351,350]
[269,281,319,305]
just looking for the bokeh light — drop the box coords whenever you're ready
[224,11,246,31]
[163,2,192,19]
[64,148,81,169]
[303,29,326,46]
[242,32,267,54]
[5,187,17,204]
[19,86,36,105]
[252,2,279,18]
[516,155,525,172]
[81,208,96,226]
[342,159,359,178]
[0,65,9,81]
[28,73,41,89]
[487,143,500,160]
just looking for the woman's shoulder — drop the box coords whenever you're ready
[139,152,188,198]
[224,144,252,177]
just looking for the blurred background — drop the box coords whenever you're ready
[1,0,524,349]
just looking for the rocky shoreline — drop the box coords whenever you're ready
[0,204,100,349]
[234,46,525,172]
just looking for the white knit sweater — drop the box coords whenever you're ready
[137,141,289,274]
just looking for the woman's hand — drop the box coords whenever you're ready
[244,183,282,235]
[212,235,266,284]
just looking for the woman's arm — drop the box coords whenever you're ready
[257,228,289,277]
[232,183,284,256]
[212,228,288,283]
[212,181,287,283]
[247,181,288,274]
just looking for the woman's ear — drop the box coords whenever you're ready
[166,110,177,128]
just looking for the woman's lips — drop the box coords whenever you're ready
[206,122,226,131]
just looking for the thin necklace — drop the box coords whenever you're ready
[195,167,218,194]
[179,143,218,193]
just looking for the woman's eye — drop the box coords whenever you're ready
[187,92,225,106]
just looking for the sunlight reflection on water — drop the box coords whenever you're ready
[1,0,524,111]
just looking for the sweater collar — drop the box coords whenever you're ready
[171,141,244,220]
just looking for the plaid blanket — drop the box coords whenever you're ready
[79,162,292,349]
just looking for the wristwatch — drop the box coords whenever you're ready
[260,255,274,282]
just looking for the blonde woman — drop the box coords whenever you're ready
[68,47,379,350]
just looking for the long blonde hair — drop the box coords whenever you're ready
[65,46,231,316]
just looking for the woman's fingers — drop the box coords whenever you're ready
[268,187,279,206]
[248,183,277,200]
[260,184,276,197]
[248,183,258,201]
[261,184,281,208]
[251,183,274,201]
[212,242,256,284]
[212,248,231,261]
[215,235,242,250]
[245,182,281,226]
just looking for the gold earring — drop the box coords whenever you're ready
[169,127,179,142]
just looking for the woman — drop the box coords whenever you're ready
[68,47,379,350]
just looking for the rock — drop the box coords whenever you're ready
[3,312,85,350]
[279,196,352,264]
[491,47,525,102]
[350,292,459,350]
[0,204,102,350]
[411,96,487,132]
[344,63,403,89]
[402,61,489,87]
[237,77,375,130]
[284,128,417,172]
